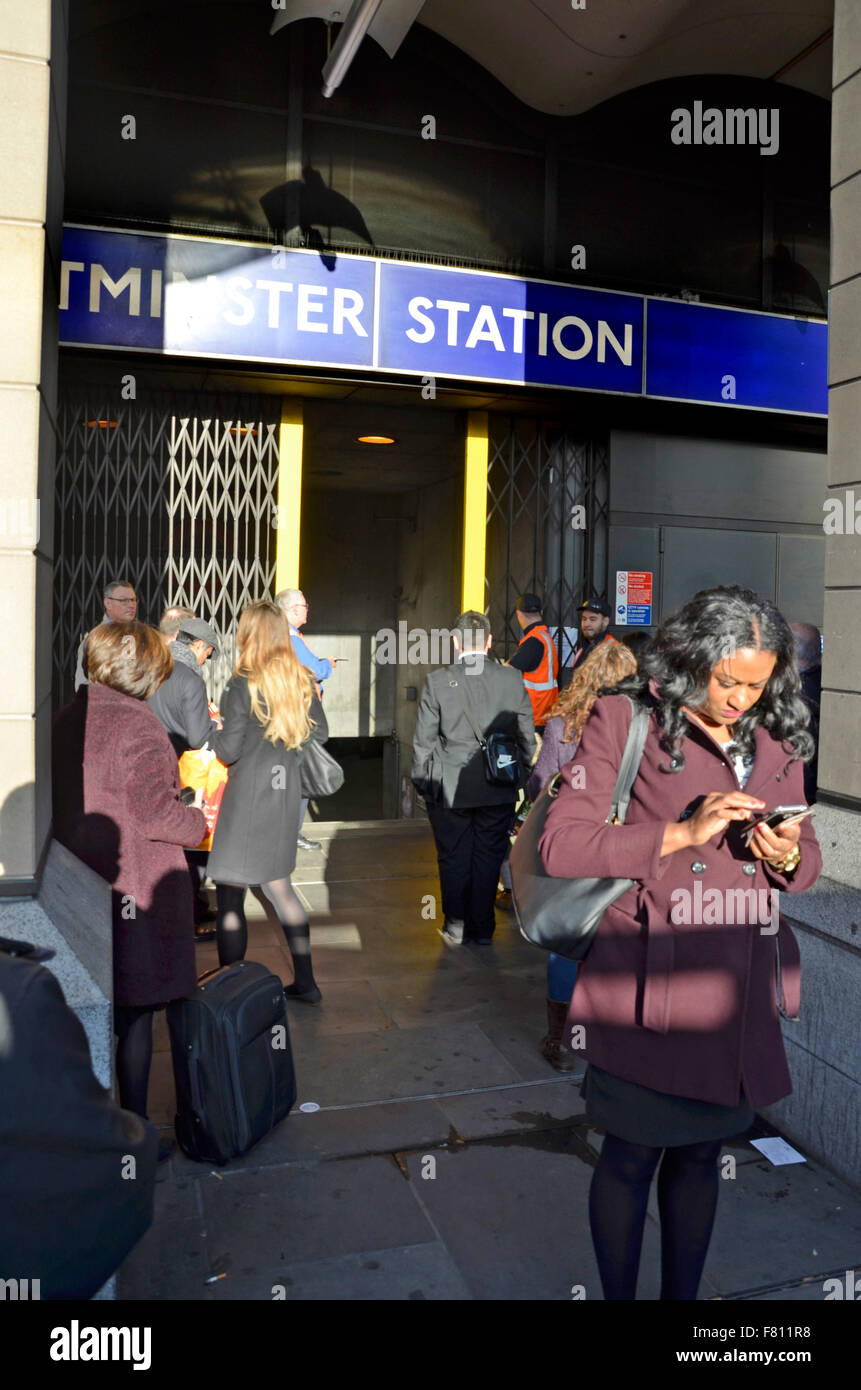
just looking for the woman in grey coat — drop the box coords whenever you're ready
[207,601,328,1002]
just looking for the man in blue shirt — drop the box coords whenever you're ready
[276,589,337,688]
[276,588,338,850]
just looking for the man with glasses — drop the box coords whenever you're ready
[74,579,138,690]
[276,588,338,852]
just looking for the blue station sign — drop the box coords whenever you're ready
[58,226,827,416]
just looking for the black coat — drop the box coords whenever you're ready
[206,676,328,885]
[0,953,157,1298]
[411,657,536,808]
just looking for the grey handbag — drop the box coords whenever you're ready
[509,697,651,961]
[297,738,345,798]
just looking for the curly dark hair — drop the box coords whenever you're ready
[609,585,814,773]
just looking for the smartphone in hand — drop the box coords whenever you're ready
[742,804,813,846]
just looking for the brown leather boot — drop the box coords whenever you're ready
[540,998,576,1072]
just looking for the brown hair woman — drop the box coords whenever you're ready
[206,600,328,1002]
[53,621,207,1137]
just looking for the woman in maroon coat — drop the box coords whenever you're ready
[53,621,206,1124]
[541,586,821,1300]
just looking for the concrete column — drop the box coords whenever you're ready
[762,0,861,1186]
[0,0,64,891]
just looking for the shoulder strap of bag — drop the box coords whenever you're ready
[609,697,651,824]
[454,679,488,749]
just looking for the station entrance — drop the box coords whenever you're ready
[53,370,608,819]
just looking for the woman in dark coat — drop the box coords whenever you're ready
[540,586,821,1300]
[53,621,207,1122]
[207,600,328,1001]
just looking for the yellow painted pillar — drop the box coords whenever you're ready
[462,410,489,613]
[275,399,304,592]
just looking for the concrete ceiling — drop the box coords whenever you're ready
[71,1,834,114]
[418,0,834,113]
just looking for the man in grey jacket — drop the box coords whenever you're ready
[148,615,221,933]
[148,617,220,757]
[412,611,536,945]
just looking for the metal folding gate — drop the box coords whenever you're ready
[53,390,282,708]
[485,417,609,665]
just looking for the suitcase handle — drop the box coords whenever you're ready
[198,962,245,988]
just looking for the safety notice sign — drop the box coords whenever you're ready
[615,571,653,626]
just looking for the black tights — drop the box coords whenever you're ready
[216,879,316,991]
[589,1133,722,1300]
[115,1004,156,1119]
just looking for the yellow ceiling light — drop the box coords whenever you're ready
[356,434,396,445]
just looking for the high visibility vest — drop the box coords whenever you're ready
[519,623,559,726]
[570,632,618,672]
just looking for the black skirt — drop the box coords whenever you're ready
[582,1064,755,1148]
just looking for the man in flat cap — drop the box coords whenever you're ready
[149,617,221,757]
[149,615,222,934]
[506,593,559,730]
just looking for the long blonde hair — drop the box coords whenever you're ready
[234,600,315,748]
[550,640,638,743]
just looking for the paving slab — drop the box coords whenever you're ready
[283,1021,522,1107]
[475,1015,581,1084]
[368,964,547,1030]
[754,1273,857,1300]
[403,1140,662,1300]
[701,1157,861,1296]
[116,1173,211,1301]
[250,1242,474,1301]
[283,978,395,1034]
[437,1078,586,1139]
[198,1155,435,1295]
[171,1097,453,1174]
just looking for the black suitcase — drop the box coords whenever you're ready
[167,961,296,1165]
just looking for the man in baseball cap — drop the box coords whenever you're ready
[506,593,559,729]
[569,597,617,673]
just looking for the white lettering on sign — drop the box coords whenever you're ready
[256,278,294,328]
[64,260,371,339]
[465,304,505,351]
[501,307,534,353]
[403,297,633,366]
[89,264,141,316]
[59,261,85,311]
[297,283,328,332]
[333,289,367,337]
[405,296,435,343]
[223,275,255,326]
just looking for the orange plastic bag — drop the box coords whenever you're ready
[178,746,228,852]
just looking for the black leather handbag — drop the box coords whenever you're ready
[297,738,345,798]
[457,687,521,787]
[509,698,651,960]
